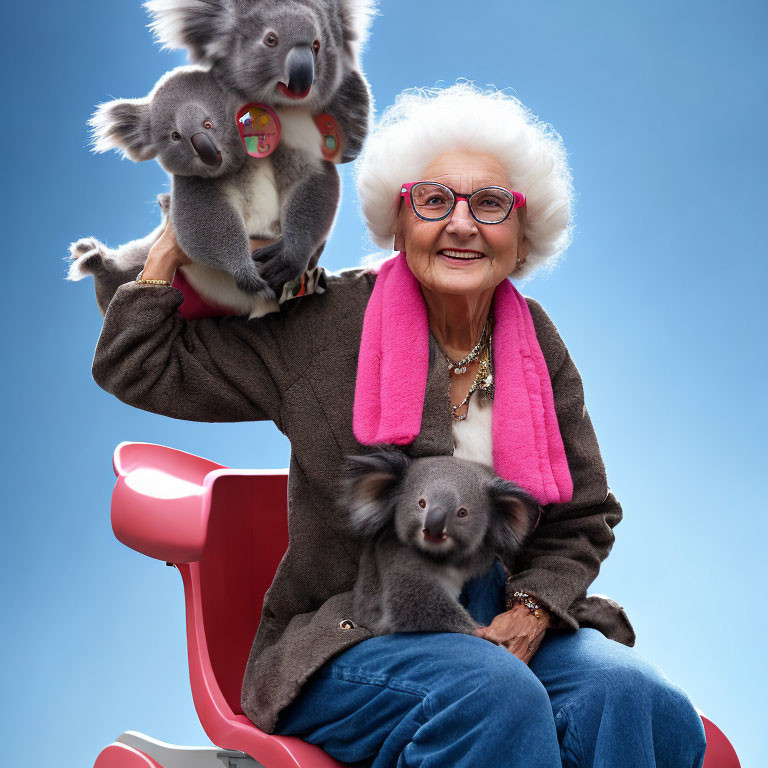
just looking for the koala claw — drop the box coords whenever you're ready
[252,240,304,296]
[233,262,273,297]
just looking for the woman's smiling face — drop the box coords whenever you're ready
[394,150,528,297]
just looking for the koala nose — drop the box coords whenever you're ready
[190,132,222,167]
[423,507,448,542]
[285,45,315,96]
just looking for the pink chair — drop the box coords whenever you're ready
[93,442,741,768]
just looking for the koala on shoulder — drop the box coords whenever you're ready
[341,448,542,637]
[144,0,374,294]
[90,65,297,316]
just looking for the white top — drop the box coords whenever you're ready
[451,394,494,469]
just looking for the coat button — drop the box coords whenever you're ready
[339,619,356,630]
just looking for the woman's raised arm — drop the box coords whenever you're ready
[91,222,287,426]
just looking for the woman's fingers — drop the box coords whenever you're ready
[475,605,549,664]
[140,217,193,282]
[152,218,192,266]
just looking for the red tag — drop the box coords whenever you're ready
[314,113,342,162]
[237,103,281,159]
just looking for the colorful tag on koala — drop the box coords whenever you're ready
[237,103,281,159]
[313,113,343,162]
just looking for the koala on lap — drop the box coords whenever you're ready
[67,0,374,319]
[342,448,542,637]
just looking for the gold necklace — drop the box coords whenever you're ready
[442,314,492,375]
[449,329,494,422]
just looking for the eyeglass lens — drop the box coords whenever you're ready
[411,182,514,223]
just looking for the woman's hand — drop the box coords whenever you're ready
[141,219,192,283]
[473,603,551,665]
[141,220,280,284]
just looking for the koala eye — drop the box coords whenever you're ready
[312,39,321,56]
[418,498,426,509]
[264,32,279,47]
[203,120,213,130]
[457,507,468,518]
[170,131,181,141]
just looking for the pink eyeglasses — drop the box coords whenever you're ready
[400,181,526,225]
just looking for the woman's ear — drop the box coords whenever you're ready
[393,209,406,252]
[517,209,530,262]
[518,231,530,261]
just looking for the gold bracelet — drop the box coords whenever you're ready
[135,268,170,286]
[505,588,548,620]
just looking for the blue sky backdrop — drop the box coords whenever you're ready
[1,0,765,765]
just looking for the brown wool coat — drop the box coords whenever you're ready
[91,266,636,734]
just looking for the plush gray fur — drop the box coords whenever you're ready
[145,0,374,160]
[143,0,373,290]
[89,66,290,301]
[66,194,171,316]
[342,448,541,636]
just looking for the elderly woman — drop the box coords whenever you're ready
[91,84,706,767]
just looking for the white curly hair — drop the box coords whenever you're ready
[354,82,574,279]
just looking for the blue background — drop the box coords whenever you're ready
[1,0,765,765]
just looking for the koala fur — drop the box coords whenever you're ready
[89,65,338,317]
[67,194,171,317]
[137,0,374,305]
[145,0,374,160]
[341,448,542,637]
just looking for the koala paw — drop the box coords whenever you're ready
[232,261,275,300]
[252,240,304,296]
[66,237,109,280]
[68,237,104,259]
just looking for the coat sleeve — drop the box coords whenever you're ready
[504,298,624,631]
[91,282,287,425]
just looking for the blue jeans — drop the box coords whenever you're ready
[275,559,706,767]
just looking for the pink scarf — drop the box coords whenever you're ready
[353,252,573,506]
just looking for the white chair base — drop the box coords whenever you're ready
[114,731,266,768]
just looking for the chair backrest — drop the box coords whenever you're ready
[195,472,289,715]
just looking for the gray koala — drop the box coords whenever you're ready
[341,448,542,637]
[91,65,308,316]
[143,0,374,291]
[67,194,170,317]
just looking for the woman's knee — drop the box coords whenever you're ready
[425,635,553,721]
[576,652,707,764]
[587,650,692,715]
[550,628,687,707]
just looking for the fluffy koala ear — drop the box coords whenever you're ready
[144,0,236,64]
[340,0,377,62]
[89,99,156,162]
[487,476,542,555]
[341,447,411,537]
